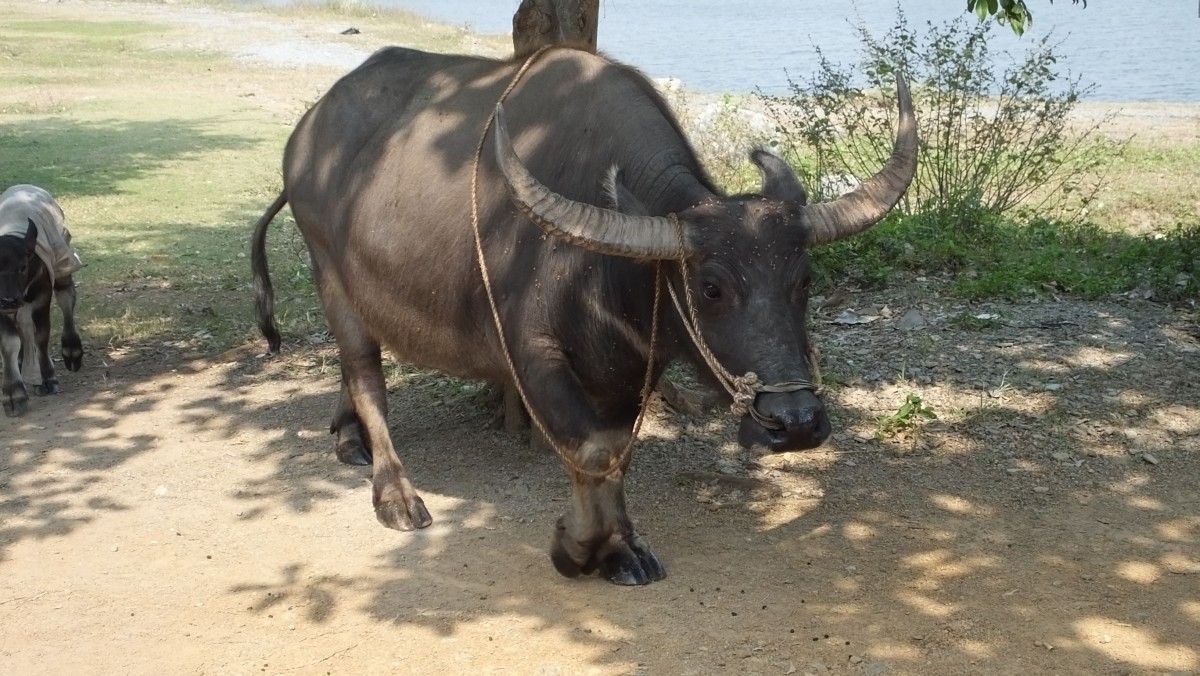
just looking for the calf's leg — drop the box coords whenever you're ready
[55,277,82,372]
[29,292,61,396]
[0,315,28,417]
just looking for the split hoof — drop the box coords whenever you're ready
[34,379,62,396]
[374,497,433,532]
[373,473,432,531]
[3,387,29,417]
[335,439,372,466]
[550,520,666,585]
[61,339,83,372]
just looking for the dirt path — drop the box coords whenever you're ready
[2,3,1199,676]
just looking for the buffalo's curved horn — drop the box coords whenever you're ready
[492,104,688,260]
[804,73,918,246]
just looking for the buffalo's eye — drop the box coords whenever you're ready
[702,281,722,300]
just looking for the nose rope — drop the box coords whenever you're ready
[666,214,823,430]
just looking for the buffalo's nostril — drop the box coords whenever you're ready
[0,297,19,310]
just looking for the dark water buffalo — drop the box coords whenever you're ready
[252,46,916,584]
[0,184,83,417]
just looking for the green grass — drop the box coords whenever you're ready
[810,207,1200,302]
[0,7,322,353]
[0,0,1195,364]
[0,0,511,356]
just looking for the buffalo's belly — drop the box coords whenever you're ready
[334,255,501,382]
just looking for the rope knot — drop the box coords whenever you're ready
[728,371,763,418]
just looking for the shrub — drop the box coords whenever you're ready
[760,9,1122,220]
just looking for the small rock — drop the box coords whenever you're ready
[1141,453,1160,465]
[1050,451,1071,462]
[896,308,927,331]
[154,485,169,497]
[1033,486,1050,493]
[848,655,864,665]
[1098,634,1112,644]
[833,309,880,325]
[1044,383,1062,391]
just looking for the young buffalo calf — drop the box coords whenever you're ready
[0,185,83,417]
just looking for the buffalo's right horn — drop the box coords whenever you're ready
[804,73,918,246]
[492,104,689,260]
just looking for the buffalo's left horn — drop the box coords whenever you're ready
[492,104,688,260]
[804,73,918,246]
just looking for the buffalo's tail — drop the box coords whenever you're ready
[251,192,288,353]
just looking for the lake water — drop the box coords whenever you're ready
[359,0,1200,102]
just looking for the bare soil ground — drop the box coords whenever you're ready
[2,4,1199,675]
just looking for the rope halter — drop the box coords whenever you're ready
[665,214,823,431]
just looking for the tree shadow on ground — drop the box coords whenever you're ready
[208,295,1198,674]
[0,116,261,198]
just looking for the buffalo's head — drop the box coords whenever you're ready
[493,75,917,453]
[0,219,38,315]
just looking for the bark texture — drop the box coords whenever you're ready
[512,0,599,56]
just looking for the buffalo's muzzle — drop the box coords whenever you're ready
[0,296,20,312]
[737,389,830,452]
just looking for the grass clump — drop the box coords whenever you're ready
[876,394,937,439]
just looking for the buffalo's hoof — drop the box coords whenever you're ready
[62,337,83,372]
[3,387,29,417]
[34,379,62,396]
[599,538,666,586]
[550,522,666,585]
[372,473,432,531]
[374,498,433,531]
[336,439,372,466]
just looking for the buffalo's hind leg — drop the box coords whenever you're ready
[331,379,371,466]
[56,276,82,372]
[317,273,430,531]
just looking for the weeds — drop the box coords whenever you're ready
[877,394,937,439]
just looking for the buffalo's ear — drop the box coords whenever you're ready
[601,165,650,216]
[24,219,38,254]
[751,150,808,206]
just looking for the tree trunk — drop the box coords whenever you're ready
[512,0,600,57]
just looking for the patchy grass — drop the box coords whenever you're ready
[1,0,1196,362]
[0,0,510,357]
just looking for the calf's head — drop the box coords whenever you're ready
[493,75,917,452]
[0,220,38,314]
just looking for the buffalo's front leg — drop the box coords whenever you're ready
[0,315,28,416]
[550,432,666,586]
[517,355,666,585]
[55,277,82,372]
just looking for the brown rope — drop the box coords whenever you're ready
[470,46,661,479]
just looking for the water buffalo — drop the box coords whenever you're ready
[252,46,916,585]
[0,184,83,417]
